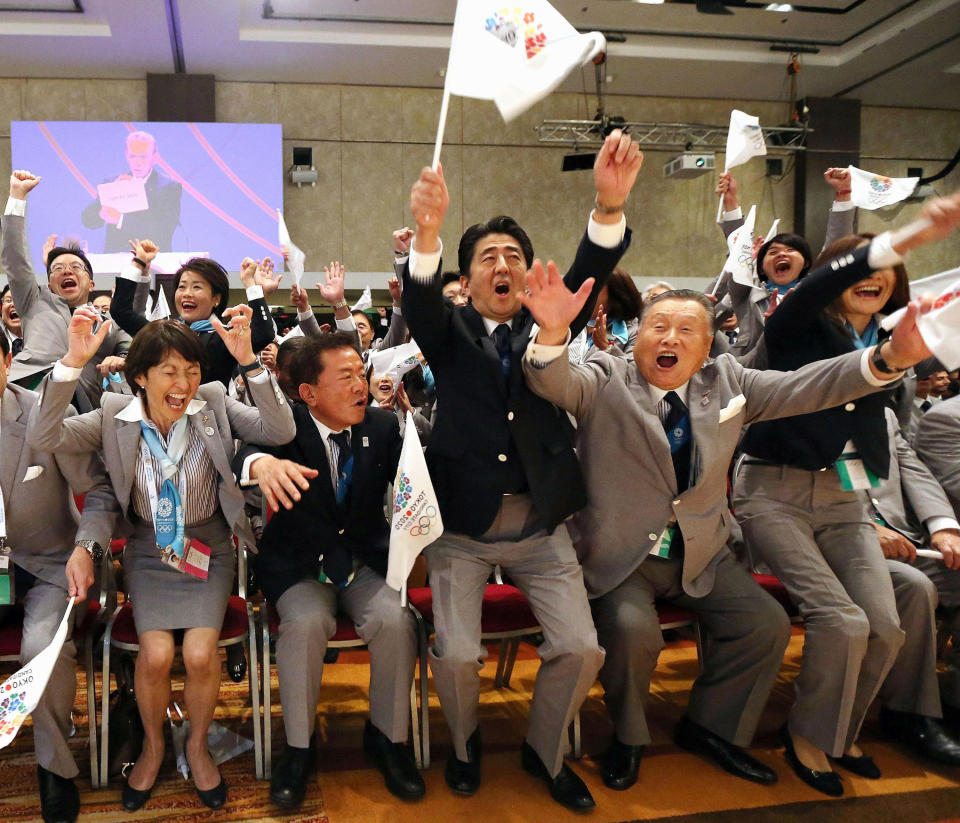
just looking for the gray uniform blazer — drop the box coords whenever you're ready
[26,373,295,550]
[913,395,960,521]
[1,385,114,589]
[524,347,892,599]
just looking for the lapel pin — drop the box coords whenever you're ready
[204,426,215,436]
[362,436,369,448]
[701,395,710,406]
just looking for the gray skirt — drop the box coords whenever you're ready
[123,512,235,633]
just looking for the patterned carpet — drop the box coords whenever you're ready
[2,628,960,822]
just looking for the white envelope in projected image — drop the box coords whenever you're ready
[97,178,149,214]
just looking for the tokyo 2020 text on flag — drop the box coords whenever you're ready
[847,166,918,211]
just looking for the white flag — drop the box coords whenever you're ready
[277,210,306,287]
[909,266,960,299]
[351,285,373,313]
[880,273,960,369]
[0,598,74,749]
[847,166,918,211]
[368,341,423,387]
[445,0,605,122]
[144,293,154,318]
[723,205,758,289]
[723,110,767,172]
[148,287,171,321]
[387,413,444,600]
[763,218,781,244]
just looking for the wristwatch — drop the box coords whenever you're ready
[75,540,104,564]
[871,340,906,375]
[332,299,349,311]
[238,357,263,376]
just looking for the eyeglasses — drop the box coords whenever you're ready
[50,262,89,276]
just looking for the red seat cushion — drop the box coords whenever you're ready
[753,573,799,617]
[264,603,362,644]
[110,538,126,557]
[654,603,696,627]
[0,606,24,658]
[480,584,539,635]
[407,587,433,623]
[111,596,249,646]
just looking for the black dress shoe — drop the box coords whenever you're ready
[830,752,881,779]
[225,643,247,683]
[779,725,843,797]
[37,766,80,823]
[520,741,595,811]
[674,716,777,785]
[121,781,153,812]
[363,720,426,800]
[445,728,482,796]
[879,707,960,766]
[196,778,228,809]
[270,743,316,809]
[602,738,645,790]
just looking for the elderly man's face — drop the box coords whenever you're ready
[126,136,157,179]
[634,298,713,390]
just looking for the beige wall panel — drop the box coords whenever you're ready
[22,79,88,121]
[462,92,590,147]
[277,83,340,141]
[83,80,147,121]
[341,141,404,271]
[216,82,278,124]
[401,88,462,146]
[861,107,960,160]
[0,80,23,136]
[402,142,464,262]
[280,139,342,267]
[341,86,406,143]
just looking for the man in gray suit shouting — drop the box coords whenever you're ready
[519,267,937,791]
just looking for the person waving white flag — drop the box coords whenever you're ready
[0,598,74,749]
[847,166,918,210]
[148,286,171,321]
[716,110,766,220]
[387,412,444,605]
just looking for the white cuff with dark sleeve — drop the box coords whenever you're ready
[51,361,82,382]
[4,197,26,217]
[587,213,626,248]
[524,329,572,368]
[926,516,960,536]
[831,200,855,212]
[860,348,902,386]
[246,365,270,384]
[245,285,265,301]
[409,239,443,282]
[297,309,314,321]
[240,453,268,487]
[118,260,150,283]
[867,233,903,270]
[720,207,743,222]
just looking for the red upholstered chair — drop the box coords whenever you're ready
[752,573,801,620]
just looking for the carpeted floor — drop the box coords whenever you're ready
[2,628,960,822]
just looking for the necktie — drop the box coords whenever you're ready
[920,399,933,413]
[661,391,691,559]
[492,323,512,379]
[329,431,353,506]
[11,337,22,357]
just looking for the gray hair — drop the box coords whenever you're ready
[639,289,716,335]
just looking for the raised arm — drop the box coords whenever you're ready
[716,171,745,240]
[110,238,158,337]
[3,171,44,320]
[380,277,408,349]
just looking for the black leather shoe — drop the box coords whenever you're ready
[37,766,80,823]
[830,752,881,779]
[363,720,426,800]
[121,781,153,812]
[225,643,247,683]
[520,741,595,811]
[602,738,645,790]
[779,725,843,797]
[196,778,228,809]
[445,729,481,796]
[270,743,315,809]
[879,707,960,766]
[674,716,777,785]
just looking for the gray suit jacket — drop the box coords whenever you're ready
[1,384,114,589]
[1,212,131,406]
[871,407,956,545]
[913,394,960,521]
[524,347,892,599]
[27,373,295,549]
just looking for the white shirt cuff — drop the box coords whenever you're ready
[926,517,960,536]
[860,347,902,386]
[525,329,572,367]
[240,453,268,487]
[409,238,443,282]
[394,254,409,264]
[118,260,150,283]
[721,207,743,222]
[4,197,26,217]
[51,360,82,382]
[335,316,357,332]
[297,309,314,321]
[587,213,626,248]
[831,200,855,212]
[246,364,270,384]
[867,232,903,270]
[391,303,402,317]
[245,285,265,301]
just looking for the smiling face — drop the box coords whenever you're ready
[134,349,202,435]
[352,312,374,350]
[1,291,21,337]
[466,232,527,323]
[839,267,896,322]
[299,347,368,430]
[761,242,807,286]
[48,254,93,307]
[443,279,469,306]
[175,270,220,323]
[634,298,714,390]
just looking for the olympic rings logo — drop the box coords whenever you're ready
[409,505,438,537]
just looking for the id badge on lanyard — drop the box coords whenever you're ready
[835,452,881,491]
[140,440,210,581]
[0,423,13,605]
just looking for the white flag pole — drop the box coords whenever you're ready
[431,86,451,172]
[401,579,408,609]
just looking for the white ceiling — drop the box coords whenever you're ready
[0,0,958,109]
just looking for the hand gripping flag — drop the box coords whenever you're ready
[0,598,75,749]
[847,166,918,211]
[881,270,960,369]
[277,210,306,288]
[387,413,444,606]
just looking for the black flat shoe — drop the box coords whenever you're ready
[779,725,843,797]
[38,766,80,823]
[830,752,881,779]
[520,741,595,811]
[674,715,777,785]
[601,738,645,790]
[444,729,481,796]
[880,707,960,766]
[196,778,228,809]
[363,720,426,800]
[121,780,153,812]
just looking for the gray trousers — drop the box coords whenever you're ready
[0,578,78,778]
[734,463,905,756]
[274,565,417,749]
[424,494,604,777]
[592,551,790,748]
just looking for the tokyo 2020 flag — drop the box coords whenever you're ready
[0,598,75,749]
[848,166,918,210]
[723,110,766,172]
[444,0,605,122]
[387,413,443,601]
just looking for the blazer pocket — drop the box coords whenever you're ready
[718,394,746,424]
[22,465,44,482]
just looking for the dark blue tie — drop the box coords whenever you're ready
[493,323,512,379]
[329,431,353,506]
[11,337,22,357]
[662,391,690,559]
